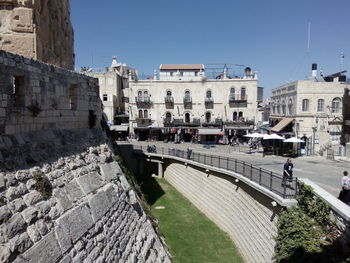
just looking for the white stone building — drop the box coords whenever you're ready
[270,64,349,155]
[127,64,263,142]
[86,57,129,132]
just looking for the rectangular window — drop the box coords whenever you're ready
[103,94,108,101]
[170,72,173,77]
[69,84,78,110]
[180,72,184,77]
[12,76,25,107]
[194,71,198,76]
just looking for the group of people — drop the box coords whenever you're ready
[282,158,350,206]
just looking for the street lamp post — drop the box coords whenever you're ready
[312,127,317,155]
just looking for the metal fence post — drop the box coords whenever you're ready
[259,168,262,185]
[250,164,253,180]
[211,155,213,166]
[270,172,273,190]
[243,162,245,176]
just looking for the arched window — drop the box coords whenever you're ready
[185,112,190,123]
[144,90,148,98]
[230,87,235,94]
[272,106,276,115]
[184,90,191,103]
[138,110,143,118]
[317,99,324,112]
[165,112,172,122]
[241,87,246,100]
[233,112,238,121]
[206,90,212,98]
[238,111,243,120]
[166,90,172,96]
[282,101,286,115]
[144,109,148,119]
[302,99,309,112]
[277,101,280,114]
[138,90,142,98]
[331,97,341,113]
[288,99,293,115]
[205,112,211,123]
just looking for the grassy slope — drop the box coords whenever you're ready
[145,178,243,263]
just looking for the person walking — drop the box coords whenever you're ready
[282,158,294,188]
[339,171,350,204]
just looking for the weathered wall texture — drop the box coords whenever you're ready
[0,129,171,263]
[0,0,74,69]
[0,50,100,135]
[164,162,279,263]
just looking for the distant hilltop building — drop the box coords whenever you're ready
[0,0,74,70]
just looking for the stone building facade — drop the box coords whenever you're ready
[0,50,100,135]
[0,0,74,69]
[270,66,350,155]
[127,64,262,142]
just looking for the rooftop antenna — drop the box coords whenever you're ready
[341,52,345,71]
[307,22,311,54]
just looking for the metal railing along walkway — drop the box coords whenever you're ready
[133,145,298,199]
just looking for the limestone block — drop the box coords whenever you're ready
[0,34,35,59]
[64,179,84,203]
[99,162,122,182]
[11,7,33,33]
[76,172,104,195]
[23,190,42,206]
[6,213,26,239]
[9,198,26,213]
[13,231,61,263]
[21,206,38,224]
[0,244,11,263]
[88,190,112,222]
[119,174,131,192]
[53,188,72,213]
[27,224,41,242]
[35,220,48,236]
[0,205,12,223]
[6,184,28,201]
[55,203,94,253]
[60,255,72,263]
[9,232,33,254]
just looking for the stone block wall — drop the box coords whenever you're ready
[0,0,74,69]
[164,162,279,263]
[0,50,101,135]
[0,129,171,263]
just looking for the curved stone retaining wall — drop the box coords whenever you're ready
[0,129,170,263]
[164,162,279,263]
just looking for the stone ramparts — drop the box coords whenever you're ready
[0,129,171,263]
[0,50,101,135]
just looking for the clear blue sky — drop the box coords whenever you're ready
[71,0,350,97]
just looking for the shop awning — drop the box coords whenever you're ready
[110,125,129,132]
[198,128,223,135]
[271,118,294,132]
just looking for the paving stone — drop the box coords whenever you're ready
[0,206,12,223]
[76,172,104,195]
[6,214,26,239]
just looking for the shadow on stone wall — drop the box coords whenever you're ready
[0,128,107,172]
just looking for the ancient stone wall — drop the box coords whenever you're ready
[164,162,279,263]
[0,50,100,135]
[0,0,74,69]
[0,129,171,263]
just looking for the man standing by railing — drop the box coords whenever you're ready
[282,158,294,189]
[187,146,192,160]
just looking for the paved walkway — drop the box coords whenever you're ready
[121,141,350,197]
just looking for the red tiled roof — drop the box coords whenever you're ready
[160,64,204,70]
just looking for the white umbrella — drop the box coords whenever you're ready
[263,134,285,140]
[283,137,304,143]
[244,132,264,138]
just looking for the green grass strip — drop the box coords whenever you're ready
[145,178,243,263]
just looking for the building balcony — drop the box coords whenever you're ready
[202,118,223,127]
[224,120,254,127]
[164,118,201,127]
[135,96,152,108]
[135,117,152,127]
[229,94,247,102]
[164,96,174,103]
[183,96,192,109]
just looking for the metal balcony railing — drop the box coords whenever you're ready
[135,96,151,103]
[164,96,174,103]
[229,94,247,102]
[133,145,298,199]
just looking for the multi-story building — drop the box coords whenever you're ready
[127,64,263,142]
[86,57,130,135]
[269,64,350,155]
